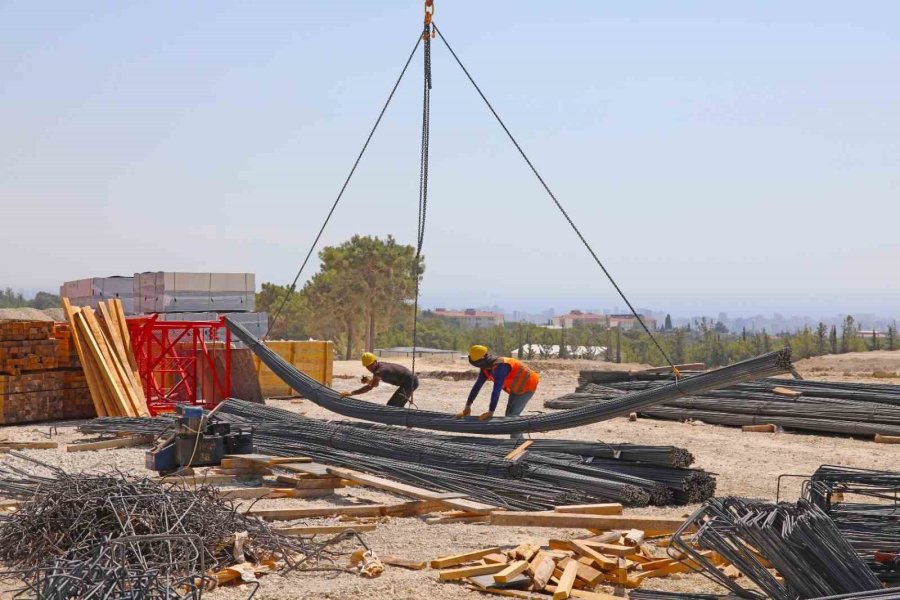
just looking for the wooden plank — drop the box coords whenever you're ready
[438,562,506,580]
[466,585,548,599]
[504,440,534,462]
[426,513,491,525]
[569,541,616,570]
[248,500,443,521]
[742,424,777,433]
[553,503,623,516]
[581,543,633,557]
[494,560,529,583]
[483,553,510,564]
[156,474,236,485]
[514,543,540,562]
[83,307,140,417]
[545,587,622,600]
[66,435,152,452]
[0,441,58,450]
[772,386,801,398]
[553,560,579,600]
[380,555,428,570]
[528,551,556,591]
[583,531,622,544]
[274,524,377,535]
[97,301,148,416]
[490,512,686,535]
[624,529,645,546]
[431,547,502,569]
[61,299,107,417]
[326,466,495,514]
[267,456,314,465]
[558,557,604,586]
[875,433,900,444]
[76,310,132,416]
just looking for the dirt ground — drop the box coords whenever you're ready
[1,352,897,599]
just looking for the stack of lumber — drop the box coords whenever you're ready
[0,316,93,424]
[430,519,731,598]
[61,298,149,417]
[547,371,900,439]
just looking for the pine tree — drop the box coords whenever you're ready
[830,325,838,354]
[741,327,747,342]
[889,323,896,352]
[815,322,828,355]
[664,314,673,330]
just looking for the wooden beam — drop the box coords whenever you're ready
[0,441,58,450]
[274,524,377,535]
[325,466,495,514]
[569,541,616,570]
[98,301,148,416]
[493,560,529,584]
[155,474,235,485]
[875,433,900,444]
[580,543,633,557]
[248,500,443,521]
[504,440,534,462]
[490,511,686,535]
[553,503,622,515]
[553,560,579,600]
[426,513,491,525]
[438,562,506,581]
[380,555,428,570]
[431,547,502,569]
[66,435,152,452]
[742,424,777,433]
[772,386,801,398]
[61,298,107,417]
[558,557,604,586]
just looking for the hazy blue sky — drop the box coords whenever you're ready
[2,2,898,317]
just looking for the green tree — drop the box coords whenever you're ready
[889,323,897,351]
[840,316,866,353]
[664,314,673,330]
[815,322,828,355]
[256,283,308,339]
[0,288,59,310]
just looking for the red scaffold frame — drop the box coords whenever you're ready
[126,315,232,415]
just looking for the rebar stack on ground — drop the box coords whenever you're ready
[805,465,900,583]
[629,592,734,600]
[80,399,717,508]
[0,453,351,598]
[226,317,793,434]
[545,375,900,437]
[809,589,900,600]
[671,496,882,600]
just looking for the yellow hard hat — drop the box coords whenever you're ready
[468,345,489,362]
[361,352,377,367]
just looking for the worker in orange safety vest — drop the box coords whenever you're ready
[455,345,539,438]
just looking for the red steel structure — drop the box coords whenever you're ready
[126,315,232,415]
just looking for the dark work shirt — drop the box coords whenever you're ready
[467,363,511,412]
[371,361,415,388]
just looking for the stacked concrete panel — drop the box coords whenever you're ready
[60,276,136,314]
[134,272,255,314]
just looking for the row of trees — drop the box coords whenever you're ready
[0,288,60,310]
[257,236,899,367]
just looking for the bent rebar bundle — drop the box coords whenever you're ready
[226,317,792,434]
[81,400,716,509]
[805,465,900,583]
[671,497,881,600]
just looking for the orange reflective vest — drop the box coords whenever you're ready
[483,358,539,395]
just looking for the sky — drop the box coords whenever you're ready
[1,1,899,318]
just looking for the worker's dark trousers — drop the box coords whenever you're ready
[386,376,420,408]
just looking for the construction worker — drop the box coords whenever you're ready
[340,352,419,408]
[455,345,539,437]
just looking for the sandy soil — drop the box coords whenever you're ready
[1,353,897,599]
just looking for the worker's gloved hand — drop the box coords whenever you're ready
[360,375,371,384]
[478,411,494,421]
[339,391,352,398]
[454,406,471,418]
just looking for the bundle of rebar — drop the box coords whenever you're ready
[226,316,792,434]
[805,465,900,583]
[671,497,882,600]
[80,399,717,508]
[0,453,349,598]
[545,376,900,438]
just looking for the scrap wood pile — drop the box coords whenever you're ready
[81,399,717,508]
[547,371,900,438]
[61,297,149,418]
[806,465,900,583]
[428,524,747,599]
[671,496,885,600]
[0,312,93,424]
[0,454,358,598]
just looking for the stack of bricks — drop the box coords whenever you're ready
[0,321,95,424]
